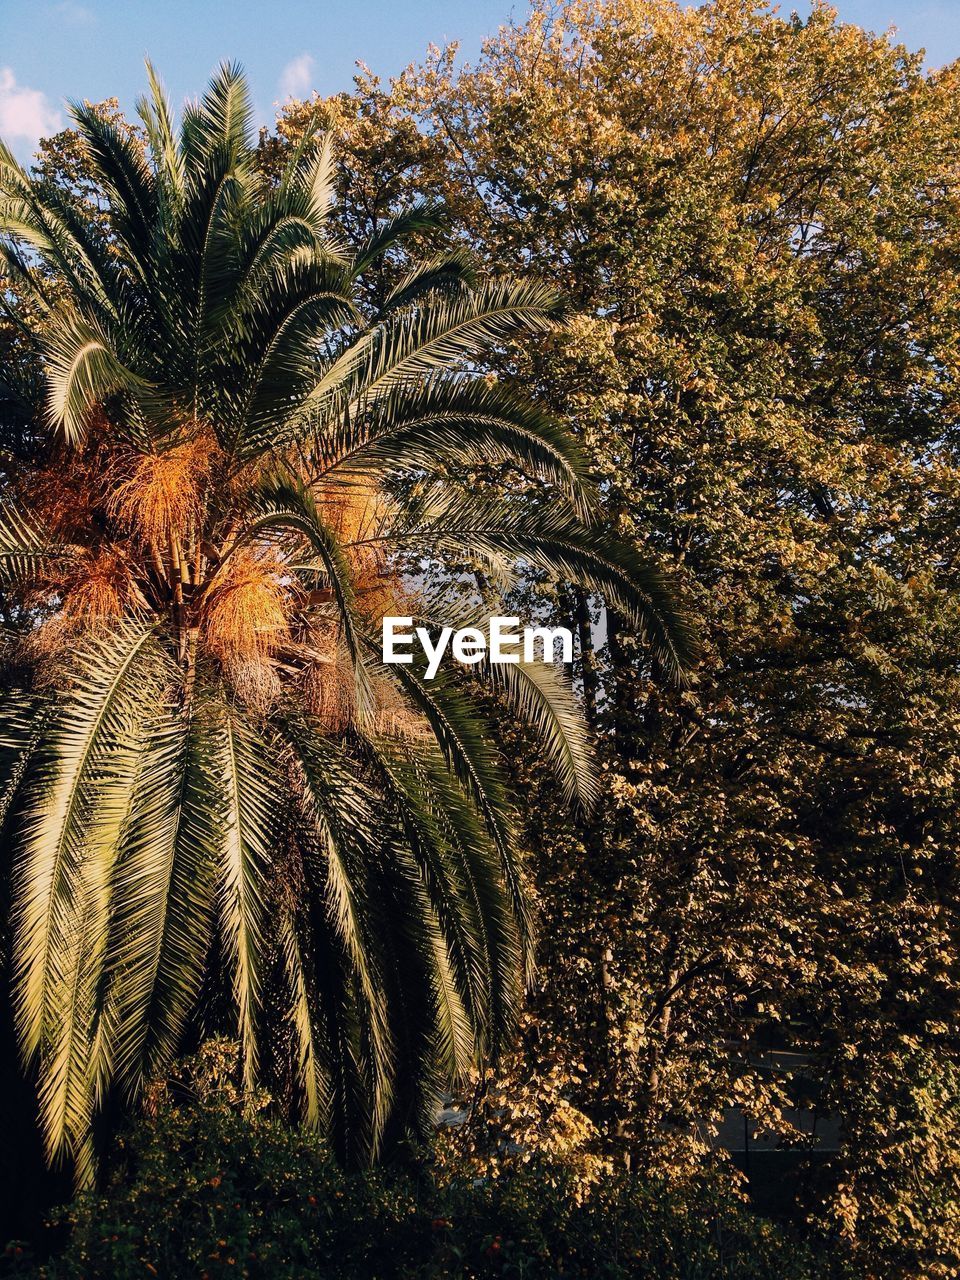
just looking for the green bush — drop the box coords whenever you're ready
[4,1046,853,1280]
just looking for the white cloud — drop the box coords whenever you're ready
[279,53,314,100]
[0,69,62,152]
[53,1,95,25]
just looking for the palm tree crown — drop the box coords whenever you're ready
[0,63,694,1180]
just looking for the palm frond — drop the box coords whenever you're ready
[321,374,588,502]
[0,506,71,586]
[351,201,448,276]
[296,128,336,227]
[364,737,522,1058]
[136,61,186,207]
[482,654,597,809]
[372,498,697,683]
[384,250,477,309]
[10,622,164,1169]
[0,687,50,830]
[278,909,334,1130]
[211,701,277,1092]
[294,279,561,441]
[106,691,221,1091]
[188,61,254,164]
[366,646,531,970]
[68,102,157,265]
[43,312,149,444]
[278,717,393,1155]
[0,184,118,320]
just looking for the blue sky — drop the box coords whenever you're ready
[1,1,959,161]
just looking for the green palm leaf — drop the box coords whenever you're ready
[279,718,394,1157]
[0,507,70,587]
[212,701,277,1092]
[11,623,164,1171]
[483,654,597,810]
[106,693,221,1091]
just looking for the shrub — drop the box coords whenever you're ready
[3,1044,854,1280]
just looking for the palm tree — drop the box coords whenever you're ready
[0,63,694,1182]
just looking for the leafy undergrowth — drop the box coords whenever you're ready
[2,1052,853,1280]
